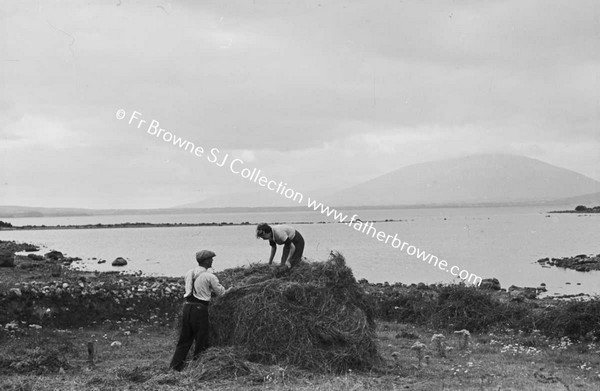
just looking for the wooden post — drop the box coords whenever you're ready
[87,342,95,367]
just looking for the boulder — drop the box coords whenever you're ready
[0,250,15,267]
[112,257,128,266]
[45,251,64,261]
[479,278,501,290]
[27,254,45,261]
[508,285,537,300]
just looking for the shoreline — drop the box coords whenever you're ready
[1,240,597,301]
[550,205,600,214]
[0,219,404,231]
[3,239,599,297]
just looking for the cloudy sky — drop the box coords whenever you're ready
[1,0,599,209]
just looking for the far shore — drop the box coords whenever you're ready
[550,205,600,213]
[0,218,403,231]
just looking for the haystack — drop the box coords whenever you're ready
[210,252,379,373]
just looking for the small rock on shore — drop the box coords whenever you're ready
[112,257,128,266]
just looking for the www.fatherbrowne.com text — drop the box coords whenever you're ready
[118,109,482,286]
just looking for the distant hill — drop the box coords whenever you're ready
[0,205,307,219]
[547,191,600,207]
[2,154,599,215]
[177,190,301,209]
[324,154,600,207]
[176,185,345,209]
[0,205,93,218]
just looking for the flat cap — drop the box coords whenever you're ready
[196,250,216,262]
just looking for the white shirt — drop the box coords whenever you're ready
[271,224,296,245]
[184,266,225,301]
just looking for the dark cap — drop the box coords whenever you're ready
[196,250,216,262]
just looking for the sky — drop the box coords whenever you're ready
[1,0,599,209]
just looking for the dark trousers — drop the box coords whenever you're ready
[282,231,305,267]
[169,303,210,371]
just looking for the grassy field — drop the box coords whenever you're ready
[1,241,600,390]
[2,320,600,390]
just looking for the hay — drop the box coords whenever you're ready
[210,252,379,373]
[188,346,290,383]
[189,347,251,381]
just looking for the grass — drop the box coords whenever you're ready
[2,321,600,390]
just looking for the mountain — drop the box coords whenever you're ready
[3,154,599,214]
[324,154,600,207]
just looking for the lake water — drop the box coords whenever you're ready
[1,206,599,296]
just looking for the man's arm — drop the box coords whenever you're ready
[268,241,277,265]
[209,274,226,296]
[183,270,194,298]
[286,243,296,263]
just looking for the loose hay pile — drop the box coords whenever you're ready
[210,252,379,373]
[188,346,288,383]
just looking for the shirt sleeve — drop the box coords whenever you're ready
[209,274,226,296]
[183,270,194,298]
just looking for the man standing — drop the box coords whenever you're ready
[169,250,227,371]
[256,223,305,268]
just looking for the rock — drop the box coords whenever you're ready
[112,257,128,267]
[479,278,501,290]
[45,251,64,261]
[9,288,22,296]
[538,254,600,272]
[27,254,45,261]
[508,285,537,300]
[0,250,15,267]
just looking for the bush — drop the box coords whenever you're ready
[535,300,600,340]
